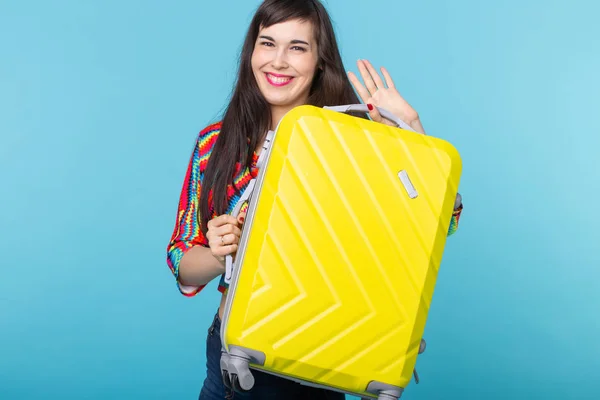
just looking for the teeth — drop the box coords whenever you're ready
[268,74,291,84]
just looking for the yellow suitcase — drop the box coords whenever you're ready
[220,104,462,400]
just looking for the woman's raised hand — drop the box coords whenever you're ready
[348,59,425,134]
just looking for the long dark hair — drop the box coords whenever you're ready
[199,0,363,234]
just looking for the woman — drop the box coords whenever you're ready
[166,0,463,398]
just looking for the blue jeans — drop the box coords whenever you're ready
[199,312,346,400]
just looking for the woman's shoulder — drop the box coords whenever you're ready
[196,121,222,151]
[188,121,222,174]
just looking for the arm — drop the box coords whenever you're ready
[166,128,224,297]
[447,193,463,237]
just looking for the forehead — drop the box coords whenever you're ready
[258,19,315,42]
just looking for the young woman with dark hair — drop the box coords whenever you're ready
[166,1,462,398]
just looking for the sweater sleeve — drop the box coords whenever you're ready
[166,124,219,297]
[447,193,463,237]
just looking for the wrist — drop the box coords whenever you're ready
[409,117,425,134]
[214,255,226,271]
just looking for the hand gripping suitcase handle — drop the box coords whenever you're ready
[324,104,418,133]
[223,130,275,285]
[224,180,256,285]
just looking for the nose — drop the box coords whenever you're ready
[270,48,288,70]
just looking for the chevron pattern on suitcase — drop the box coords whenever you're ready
[223,106,462,395]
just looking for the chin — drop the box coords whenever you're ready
[260,91,294,107]
[264,97,294,107]
[257,80,308,109]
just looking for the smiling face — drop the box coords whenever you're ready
[251,19,319,117]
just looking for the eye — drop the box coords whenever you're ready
[260,41,274,47]
[291,46,307,52]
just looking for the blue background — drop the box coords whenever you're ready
[1,0,598,398]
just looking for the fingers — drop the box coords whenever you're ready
[208,232,239,257]
[207,214,239,229]
[207,214,244,258]
[207,223,241,244]
[348,69,382,122]
[379,66,395,89]
[347,71,371,104]
[361,60,386,89]
[210,243,238,258]
[210,230,242,248]
[349,60,392,102]
[215,222,242,239]
[367,103,383,123]
[356,60,379,96]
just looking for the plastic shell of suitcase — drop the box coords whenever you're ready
[219,104,462,400]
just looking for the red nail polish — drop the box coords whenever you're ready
[367,103,373,111]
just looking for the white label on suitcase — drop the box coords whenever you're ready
[398,170,418,199]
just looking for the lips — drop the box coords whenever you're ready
[265,73,293,87]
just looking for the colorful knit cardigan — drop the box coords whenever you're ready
[166,122,463,297]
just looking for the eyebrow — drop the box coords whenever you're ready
[259,35,310,46]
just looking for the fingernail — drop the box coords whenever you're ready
[367,103,373,111]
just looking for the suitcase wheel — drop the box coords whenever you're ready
[230,373,243,393]
[221,369,232,389]
[220,350,255,392]
[377,393,401,400]
[220,351,233,389]
[361,396,400,400]
[222,369,254,393]
[230,365,255,392]
[365,383,403,400]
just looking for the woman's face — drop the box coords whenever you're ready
[251,19,319,112]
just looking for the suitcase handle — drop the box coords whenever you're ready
[223,130,275,285]
[326,104,463,210]
[324,104,419,133]
[224,180,256,285]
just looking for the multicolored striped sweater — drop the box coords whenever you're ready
[166,122,463,297]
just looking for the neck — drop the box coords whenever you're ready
[269,105,289,131]
[269,98,309,130]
